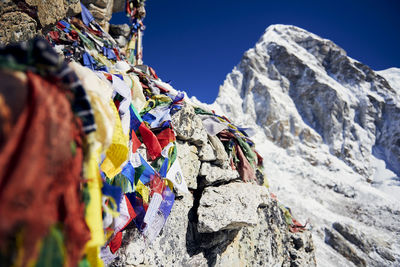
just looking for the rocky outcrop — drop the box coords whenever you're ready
[81,0,113,31]
[0,0,125,44]
[0,0,81,44]
[111,100,316,266]
[109,23,131,48]
[197,183,269,233]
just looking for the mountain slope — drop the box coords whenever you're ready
[208,24,400,266]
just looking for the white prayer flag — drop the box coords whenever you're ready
[166,159,189,193]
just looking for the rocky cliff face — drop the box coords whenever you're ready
[210,24,400,266]
[111,102,316,267]
[0,0,124,43]
[0,0,81,44]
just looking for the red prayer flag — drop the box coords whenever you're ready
[139,123,162,161]
[109,231,123,254]
[131,129,141,153]
[156,128,176,149]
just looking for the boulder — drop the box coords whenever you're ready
[198,162,239,186]
[176,141,201,190]
[171,103,208,146]
[0,0,81,44]
[197,142,216,162]
[197,182,269,233]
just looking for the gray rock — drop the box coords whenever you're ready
[197,182,269,233]
[325,228,366,267]
[176,141,201,189]
[81,0,114,31]
[198,142,216,162]
[208,135,230,166]
[332,183,356,198]
[171,103,208,146]
[205,199,316,267]
[109,23,131,37]
[198,162,239,186]
[113,194,209,267]
[113,180,316,267]
[376,246,396,262]
[332,222,372,253]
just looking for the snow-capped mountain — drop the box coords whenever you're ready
[208,25,400,266]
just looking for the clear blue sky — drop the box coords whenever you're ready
[111,0,400,104]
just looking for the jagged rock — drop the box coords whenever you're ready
[0,0,81,44]
[324,228,366,267]
[112,194,209,266]
[197,182,269,233]
[26,0,80,27]
[377,247,396,262]
[81,0,114,31]
[109,24,130,48]
[113,35,128,48]
[198,162,239,186]
[198,142,216,162]
[112,0,126,13]
[332,183,356,198]
[176,141,201,189]
[171,103,208,145]
[0,12,37,44]
[206,199,316,267]
[113,180,315,267]
[208,135,230,166]
[109,23,130,37]
[332,222,372,253]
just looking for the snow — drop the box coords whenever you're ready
[377,67,400,93]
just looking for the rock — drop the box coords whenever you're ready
[208,135,230,166]
[108,23,130,48]
[332,222,372,253]
[114,35,128,48]
[0,12,37,44]
[171,103,208,146]
[376,247,396,262]
[332,183,356,198]
[113,179,315,266]
[198,162,239,186]
[198,142,216,162]
[26,0,80,27]
[109,23,131,37]
[205,199,316,267]
[176,141,201,189]
[0,0,81,44]
[197,182,269,233]
[112,0,126,13]
[113,195,209,266]
[64,0,82,17]
[81,0,114,31]
[324,228,366,267]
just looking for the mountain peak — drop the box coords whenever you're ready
[213,24,400,266]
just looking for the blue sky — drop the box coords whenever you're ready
[111,0,400,104]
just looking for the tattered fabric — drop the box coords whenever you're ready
[0,72,90,266]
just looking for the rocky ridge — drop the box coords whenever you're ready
[208,24,400,266]
[0,0,126,44]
